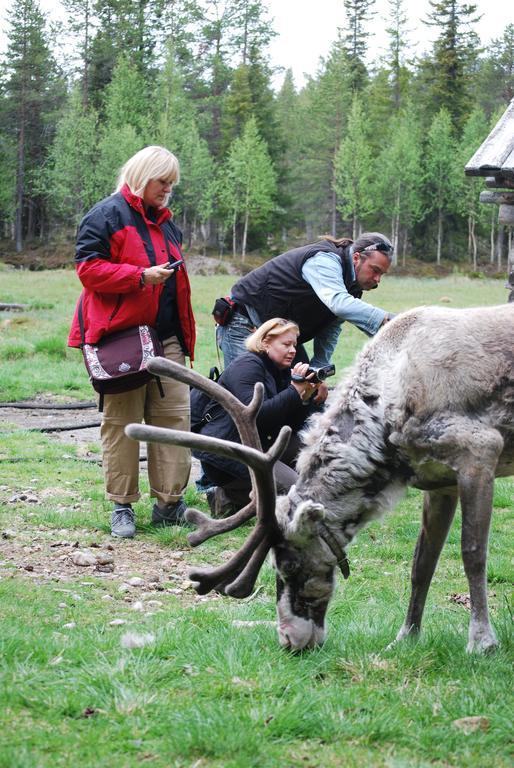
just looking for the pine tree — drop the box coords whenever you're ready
[424,108,458,263]
[229,0,276,65]
[384,0,411,111]
[422,0,481,128]
[455,107,490,267]
[475,25,514,115]
[153,44,197,150]
[296,37,353,237]
[334,96,375,238]
[2,0,65,250]
[222,117,276,258]
[376,105,423,262]
[42,87,98,228]
[88,0,160,101]
[61,0,96,106]
[220,64,253,153]
[275,69,304,235]
[342,0,375,91]
[94,58,150,198]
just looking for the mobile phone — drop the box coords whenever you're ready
[166,258,184,270]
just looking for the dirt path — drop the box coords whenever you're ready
[1,398,209,592]
[0,396,203,476]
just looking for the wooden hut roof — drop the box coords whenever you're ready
[465,98,514,179]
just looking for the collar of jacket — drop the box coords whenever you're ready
[120,183,172,227]
[258,351,291,387]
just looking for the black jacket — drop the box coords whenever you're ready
[194,352,316,481]
[231,240,362,344]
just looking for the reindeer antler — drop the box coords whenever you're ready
[125,357,290,597]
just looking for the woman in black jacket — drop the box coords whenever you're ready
[194,318,328,516]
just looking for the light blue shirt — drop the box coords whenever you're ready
[301,251,388,366]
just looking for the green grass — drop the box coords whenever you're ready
[0,434,512,767]
[0,266,509,401]
[0,268,512,765]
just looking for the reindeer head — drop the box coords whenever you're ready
[272,494,337,649]
[125,358,349,651]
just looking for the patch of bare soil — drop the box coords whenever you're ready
[0,507,230,609]
[1,399,208,596]
[0,395,206,473]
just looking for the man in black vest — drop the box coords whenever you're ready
[217,231,394,370]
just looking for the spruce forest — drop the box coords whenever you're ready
[1,0,513,267]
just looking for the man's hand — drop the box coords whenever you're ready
[312,382,328,404]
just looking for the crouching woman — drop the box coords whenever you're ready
[194,318,328,515]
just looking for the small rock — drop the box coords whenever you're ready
[127,576,145,587]
[95,563,114,573]
[1,530,16,539]
[120,631,155,649]
[95,552,114,565]
[118,584,131,593]
[145,600,163,608]
[58,602,67,609]
[22,564,34,572]
[109,619,126,626]
[132,601,145,612]
[62,622,76,629]
[101,594,115,601]
[9,492,39,503]
[71,550,97,567]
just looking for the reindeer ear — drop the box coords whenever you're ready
[284,499,326,543]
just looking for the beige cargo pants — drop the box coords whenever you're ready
[100,336,191,507]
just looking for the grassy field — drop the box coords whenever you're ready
[0,266,512,767]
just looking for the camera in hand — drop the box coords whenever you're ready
[291,364,336,384]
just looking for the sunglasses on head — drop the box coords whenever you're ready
[362,242,393,255]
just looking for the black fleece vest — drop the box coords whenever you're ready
[231,241,362,343]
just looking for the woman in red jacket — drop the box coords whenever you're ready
[69,146,196,537]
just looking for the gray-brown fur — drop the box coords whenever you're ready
[275,304,513,651]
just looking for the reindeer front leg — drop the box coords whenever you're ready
[459,467,498,653]
[393,489,457,646]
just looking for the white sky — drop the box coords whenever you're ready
[0,0,513,89]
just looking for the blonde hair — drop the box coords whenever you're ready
[245,318,299,353]
[116,146,180,198]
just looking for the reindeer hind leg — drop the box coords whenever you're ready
[459,467,499,654]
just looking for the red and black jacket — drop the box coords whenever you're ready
[68,184,196,359]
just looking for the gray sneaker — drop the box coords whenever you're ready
[151,499,189,527]
[111,506,136,538]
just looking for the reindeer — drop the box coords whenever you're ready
[126,304,514,654]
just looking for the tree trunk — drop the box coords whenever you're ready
[232,210,237,258]
[436,209,443,264]
[469,215,477,271]
[15,118,25,253]
[402,229,408,267]
[496,224,504,270]
[490,209,495,263]
[242,211,249,260]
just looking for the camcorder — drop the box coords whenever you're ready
[291,364,336,384]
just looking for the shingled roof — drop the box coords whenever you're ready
[465,98,514,179]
